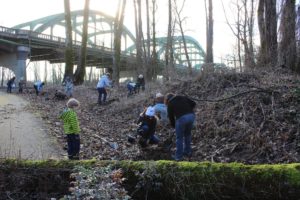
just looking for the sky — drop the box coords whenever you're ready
[0,0,239,63]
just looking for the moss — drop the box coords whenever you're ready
[1,159,300,199]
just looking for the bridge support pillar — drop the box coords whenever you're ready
[16,46,30,83]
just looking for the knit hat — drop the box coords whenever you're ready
[155,92,164,98]
[138,74,143,78]
[67,98,80,108]
[145,106,155,117]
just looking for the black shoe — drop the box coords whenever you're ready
[171,154,182,161]
[183,152,192,158]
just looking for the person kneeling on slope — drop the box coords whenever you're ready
[136,106,160,148]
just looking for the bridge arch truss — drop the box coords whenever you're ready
[13,10,205,69]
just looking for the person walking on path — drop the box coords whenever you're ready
[7,77,15,93]
[59,98,81,160]
[96,72,111,105]
[33,80,45,96]
[165,93,196,161]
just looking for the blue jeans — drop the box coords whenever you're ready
[97,87,107,104]
[175,113,195,160]
[127,84,136,96]
[67,134,80,160]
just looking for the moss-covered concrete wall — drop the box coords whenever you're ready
[1,159,300,200]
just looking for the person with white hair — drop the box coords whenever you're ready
[153,92,168,125]
[96,72,112,105]
[136,106,160,147]
[136,74,145,93]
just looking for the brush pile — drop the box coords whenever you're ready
[23,67,300,164]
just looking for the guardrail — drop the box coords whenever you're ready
[0,26,110,51]
[0,25,139,59]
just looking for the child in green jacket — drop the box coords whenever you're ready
[59,98,81,160]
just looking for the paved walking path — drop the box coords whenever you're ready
[0,91,63,159]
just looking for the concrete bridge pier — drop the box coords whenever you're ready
[15,46,30,83]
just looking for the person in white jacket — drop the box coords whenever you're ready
[96,73,111,104]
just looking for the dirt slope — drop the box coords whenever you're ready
[23,67,300,164]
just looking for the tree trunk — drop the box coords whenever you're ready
[257,0,267,66]
[64,0,74,80]
[134,0,144,76]
[257,0,277,67]
[113,0,127,86]
[205,0,214,64]
[74,0,90,85]
[165,0,172,80]
[247,0,256,68]
[145,0,152,80]
[265,0,277,67]
[278,0,297,71]
[151,0,158,81]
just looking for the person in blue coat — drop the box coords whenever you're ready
[96,73,111,104]
[33,80,45,96]
[127,81,137,96]
[153,92,168,125]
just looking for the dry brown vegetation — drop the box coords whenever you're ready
[23,67,300,164]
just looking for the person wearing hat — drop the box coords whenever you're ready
[96,72,112,105]
[165,93,196,161]
[136,74,145,93]
[136,106,160,148]
[59,98,81,160]
[153,92,168,125]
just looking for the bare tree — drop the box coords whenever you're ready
[43,61,48,83]
[134,0,144,76]
[257,0,277,67]
[33,62,40,81]
[1,67,4,87]
[221,0,256,70]
[74,0,90,85]
[173,0,192,74]
[278,0,297,71]
[113,0,127,85]
[64,0,74,80]
[151,0,158,80]
[165,0,173,80]
[204,0,214,64]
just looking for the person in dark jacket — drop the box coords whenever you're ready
[18,77,26,93]
[136,106,160,148]
[136,74,145,92]
[7,77,15,93]
[165,93,196,161]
